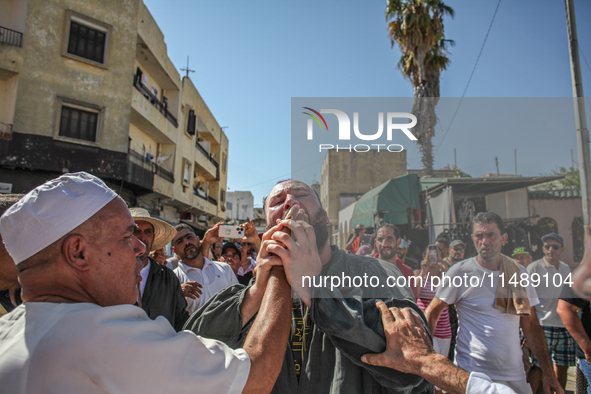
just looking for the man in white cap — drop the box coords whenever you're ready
[0,172,293,393]
[130,207,189,331]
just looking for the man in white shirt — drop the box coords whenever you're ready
[526,233,575,392]
[0,172,292,393]
[425,212,563,394]
[172,223,238,314]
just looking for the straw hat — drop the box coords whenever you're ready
[129,208,176,251]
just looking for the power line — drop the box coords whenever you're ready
[434,0,502,157]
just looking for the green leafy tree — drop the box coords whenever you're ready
[386,0,454,175]
[531,166,581,190]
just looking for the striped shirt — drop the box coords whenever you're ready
[417,276,452,339]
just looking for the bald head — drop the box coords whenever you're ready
[19,197,145,306]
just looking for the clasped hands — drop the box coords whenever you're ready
[255,203,322,306]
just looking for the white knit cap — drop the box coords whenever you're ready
[0,172,118,265]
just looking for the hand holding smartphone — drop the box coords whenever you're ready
[427,244,439,265]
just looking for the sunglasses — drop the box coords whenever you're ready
[543,244,561,251]
[452,247,465,252]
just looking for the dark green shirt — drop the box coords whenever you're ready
[184,246,432,394]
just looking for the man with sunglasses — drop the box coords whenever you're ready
[526,233,574,392]
[443,239,466,268]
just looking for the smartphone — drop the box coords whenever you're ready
[219,225,245,239]
[428,244,439,265]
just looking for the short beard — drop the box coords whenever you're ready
[184,244,200,260]
[311,216,329,252]
[379,248,396,261]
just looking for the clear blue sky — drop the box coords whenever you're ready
[143,0,591,207]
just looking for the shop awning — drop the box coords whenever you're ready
[351,174,420,228]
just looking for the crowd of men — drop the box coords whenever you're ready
[0,172,591,394]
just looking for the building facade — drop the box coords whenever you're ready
[226,191,254,222]
[320,149,407,244]
[0,0,228,229]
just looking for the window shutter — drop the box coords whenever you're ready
[187,110,196,135]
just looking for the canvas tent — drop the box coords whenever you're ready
[351,174,420,228]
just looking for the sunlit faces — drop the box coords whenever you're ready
[449,246,465,263]
[543,239,564,262]
[471,222,507,263]
[264,180,330,251]
[376,227,400,261]
[172,229,201,260]
[134,220,155,260]
[84,198,145,306]
[514,253,533,267]
[221,249,240,274]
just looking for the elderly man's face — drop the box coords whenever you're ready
[265,180,329,251]
[134,220,154,261]
[86,198,145,306]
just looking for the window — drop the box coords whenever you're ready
[62,11,110,67]
[222,153,227,173]
[67,20,106,63]
[182,159,191,187]
[187,109,196,136]
[59,105,99,142]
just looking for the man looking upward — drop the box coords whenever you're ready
[185,180,431,393]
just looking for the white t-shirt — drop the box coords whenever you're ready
[0,302,250,393]
[174,258,238,314]
[526,258,571,327]
[436,257,539,382]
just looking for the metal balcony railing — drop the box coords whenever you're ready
[128,149,175,183]
[133,75,178,127]
[195,141,220,180]
[0,26,23,47]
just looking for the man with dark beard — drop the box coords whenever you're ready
[376,223,417,298]
[184,180,431,394]
[172,223,237,314]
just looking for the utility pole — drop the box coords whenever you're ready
[566,0,591,225]
[454,148,457,168]
[514,149,517,175]
[495,156,499,176]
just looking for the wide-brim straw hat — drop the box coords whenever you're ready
[129,207,176,251]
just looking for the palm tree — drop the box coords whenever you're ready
[386,0,454,175]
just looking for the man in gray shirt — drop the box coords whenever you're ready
[526,233,574,392]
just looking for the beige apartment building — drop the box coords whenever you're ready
[320,149,406,244]
[0,0,228,230]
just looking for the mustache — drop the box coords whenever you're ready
[184,244,198,253]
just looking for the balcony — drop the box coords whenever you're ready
[0,26,23,47]
[196,141,220,181]
[128,149,174,183]
[133,75,178,127]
